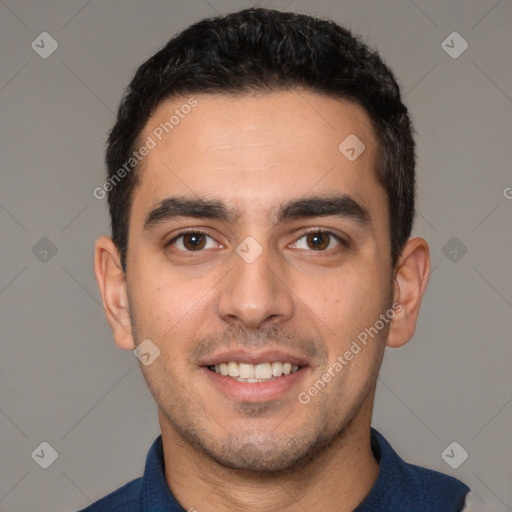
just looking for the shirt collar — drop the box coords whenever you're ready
[141,435,183,511]
[140,428,394,511]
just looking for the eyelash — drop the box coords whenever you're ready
[166,228,349,254]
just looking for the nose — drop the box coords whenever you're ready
[216,240,295,329]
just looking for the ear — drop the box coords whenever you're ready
[386,237,431,348]
[94,235,135,350]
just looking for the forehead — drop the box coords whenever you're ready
[132,91,386,229]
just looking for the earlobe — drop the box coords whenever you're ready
[386,237,431,349]
[94,236,135,350]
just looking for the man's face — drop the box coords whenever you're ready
[125,91,394,471]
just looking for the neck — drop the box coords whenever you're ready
[159,398,379,512]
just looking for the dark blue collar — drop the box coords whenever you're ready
[140,434,179,510]
[354,428,469,511]
[140,427,469,511]
[81,427,470,511]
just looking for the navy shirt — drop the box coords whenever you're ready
[78,428,470,511]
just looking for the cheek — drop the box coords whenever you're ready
[302,265,391,380]
[304,264,385,322]
[129,272,217,366]
[127,272,180,340]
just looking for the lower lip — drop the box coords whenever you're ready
[201,367,308,402]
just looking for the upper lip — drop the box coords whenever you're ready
[199,349,309,367]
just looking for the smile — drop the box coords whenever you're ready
[208,361,301,382]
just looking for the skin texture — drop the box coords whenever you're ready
[94,90,431,512]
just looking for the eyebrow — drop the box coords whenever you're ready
[144,196,239,229]
[276,194,371,228]
[143,194,371,231]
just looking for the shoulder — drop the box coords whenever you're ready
[358,429,471,511]
[396,458,470,507]
[75,435,171,512]
[76,477,143,512]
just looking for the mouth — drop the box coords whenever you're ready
[206,361,301,383]
[199,351,310,402]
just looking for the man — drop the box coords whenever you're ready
[86,7,482,511]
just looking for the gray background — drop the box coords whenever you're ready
[1,0,511,510]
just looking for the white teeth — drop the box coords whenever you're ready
[255,363,273,379]
[272,362,283,376]
[211,361,301,380]
[239,363,255,379]
[228,361,239,377]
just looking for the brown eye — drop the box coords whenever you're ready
[290,231,347,252]
[305,232,330,250]
[182,233,206,250]
[168,232,217,252]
